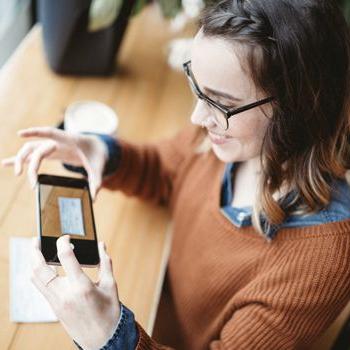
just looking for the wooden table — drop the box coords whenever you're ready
[0,5,194,349]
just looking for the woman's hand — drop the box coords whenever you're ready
[31,235,120,350]
[1,127,108,199]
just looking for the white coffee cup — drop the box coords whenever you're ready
[64,100,118,136]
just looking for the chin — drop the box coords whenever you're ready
[211,144,239,163]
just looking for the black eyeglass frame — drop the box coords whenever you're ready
[183,60,275,130]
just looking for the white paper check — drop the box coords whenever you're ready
[9,237,58,323]
[58,197,85,236]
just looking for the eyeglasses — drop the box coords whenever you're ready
[183,60,275,130]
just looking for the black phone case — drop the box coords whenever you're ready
[37,174,100,267]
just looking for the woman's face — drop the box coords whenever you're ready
[190,29,272,163]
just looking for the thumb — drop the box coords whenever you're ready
[90,169,102,201]
[76,148,99,200]
[98,242,117,292]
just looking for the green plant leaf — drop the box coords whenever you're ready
[158,0,182,18]
[131,0,149,16]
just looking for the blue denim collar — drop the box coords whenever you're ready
[220,162,350,240]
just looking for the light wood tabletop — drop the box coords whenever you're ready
[0,5,194,349]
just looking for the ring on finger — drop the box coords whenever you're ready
[45,273,58,287]
[35,266,58,287]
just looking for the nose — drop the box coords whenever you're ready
[190,100,216,128]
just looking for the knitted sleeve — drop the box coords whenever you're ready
[133,234,350,349]
[101,123,201,206]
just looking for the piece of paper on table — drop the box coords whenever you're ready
[9,237,58,323]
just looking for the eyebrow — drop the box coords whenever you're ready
[203,87,242,102]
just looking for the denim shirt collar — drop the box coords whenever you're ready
[220,162,289,240]
[220,162,350,240]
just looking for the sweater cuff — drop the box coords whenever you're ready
[63,133,121,177]
[73,303,139,350]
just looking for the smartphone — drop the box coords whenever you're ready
[36,174,100,267]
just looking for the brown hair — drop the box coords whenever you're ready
[198,0,350,237]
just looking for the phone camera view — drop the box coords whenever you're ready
[40,184,94,240]
[58,197,85,236]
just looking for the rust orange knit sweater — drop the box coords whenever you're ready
[102,123,350,350]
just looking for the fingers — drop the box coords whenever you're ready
[76,148,99,200]
[30,237,58,296]
[91,166,102,201]
[2,140,56,188]
[18,127,66,142]
[93,185,102,202]
[27,141,56,188]
[1,157,16,167]
[97,242,116,291]
[4,126,69,175]
[31,237,46,264]
[31,237,57,274]
[89,172,102,201]
[14,141,40,176]
[56,235,89,283]
[1,141,39,173]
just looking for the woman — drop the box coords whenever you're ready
[3,0,350,349]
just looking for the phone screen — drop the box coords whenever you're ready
[40,185,94,240]
[37,175,99,266]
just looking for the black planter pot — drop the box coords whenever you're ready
[38,0,136,76]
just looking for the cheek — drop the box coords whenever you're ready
[226,112,269,140]
[211,112,270,163]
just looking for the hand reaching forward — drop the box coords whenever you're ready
[2,127,108,199]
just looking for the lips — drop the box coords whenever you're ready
[208,130,233,145]
[208,130,226,137]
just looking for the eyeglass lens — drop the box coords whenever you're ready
[186,74,229,130]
